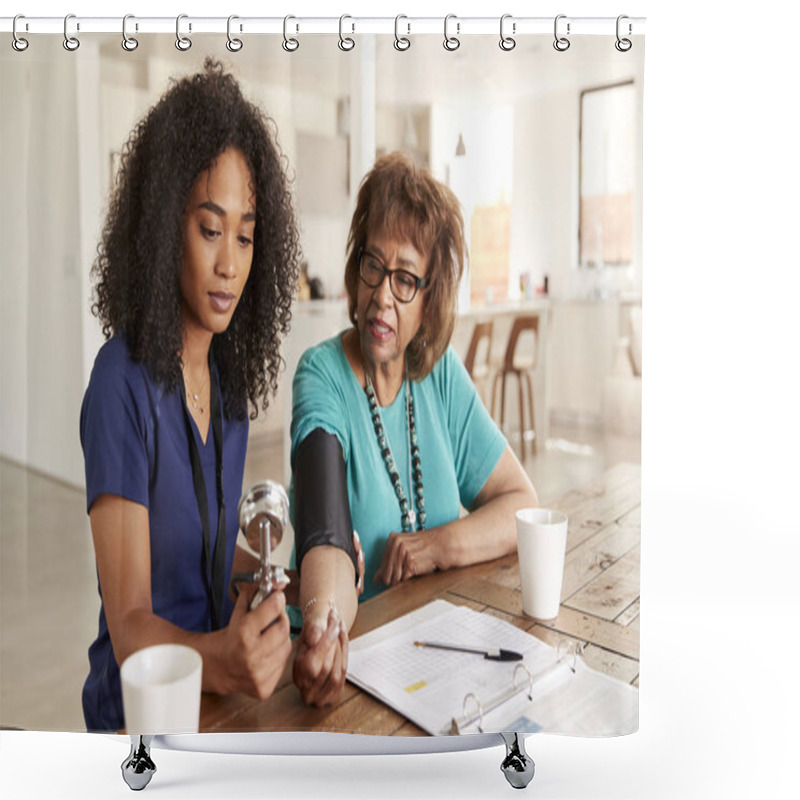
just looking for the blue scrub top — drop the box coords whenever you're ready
[290,333,506,604]
[80,336,248,731]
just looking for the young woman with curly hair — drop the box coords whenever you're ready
[80,60,300,732]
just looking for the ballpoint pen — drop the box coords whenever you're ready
[413,640,523,662]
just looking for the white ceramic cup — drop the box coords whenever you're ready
[120,644,202,734]
[516,508,568,620]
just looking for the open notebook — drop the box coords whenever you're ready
[348,600,638,736]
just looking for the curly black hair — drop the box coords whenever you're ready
[92,58,300,420]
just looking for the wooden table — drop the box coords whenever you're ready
[200,462,640,734]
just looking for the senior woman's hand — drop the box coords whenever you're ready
[374,529,443,587]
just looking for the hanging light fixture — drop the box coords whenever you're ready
[455,133,466,156]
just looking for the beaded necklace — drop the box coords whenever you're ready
[364,372,426,532]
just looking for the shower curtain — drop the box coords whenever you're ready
[0,16,643,748]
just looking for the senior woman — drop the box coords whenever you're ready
[290,152,538,706]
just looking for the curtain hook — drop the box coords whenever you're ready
[122,14,139,52]
[12,15,29,52]
[175,14,192,51]
[338,14,355,51]
[283,15,299,52]
[615,15,633,52]
[394,15,411,51]
[226,15,243,52]
[499,14,516,51]
[553,14,571,51]
[63,13,80,52]
[443,14,460,51]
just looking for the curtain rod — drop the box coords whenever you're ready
[1,16,646,37]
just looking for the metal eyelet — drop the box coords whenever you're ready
[615,15,633,52]
[338,14,355,51]
[443,14,460,52]
[553,14,571,52]
[226,15,243,52]
[283,15,299,52]
[499,14,516,52]
[63,14,80,52]
[394,15,411,51]
[175,14,192,51]
[122,14,139,52]
[12,15,29,52]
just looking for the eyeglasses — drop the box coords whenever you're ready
[358,247,430,303]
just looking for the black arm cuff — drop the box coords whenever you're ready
[293,428,358,581]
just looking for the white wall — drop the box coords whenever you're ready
[1,46,88,488]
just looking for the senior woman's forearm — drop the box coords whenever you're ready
[435,485,536,570]
[299,546,359,631]
[437,446,538,570]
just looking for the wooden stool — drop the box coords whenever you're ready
[491,315,539,458]
[463,320,494,408]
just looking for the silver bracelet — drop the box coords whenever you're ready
[302,596,338,621]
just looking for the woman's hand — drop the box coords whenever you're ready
[374,529,441,587]
[293,605,349,707]
[217,583,292,700]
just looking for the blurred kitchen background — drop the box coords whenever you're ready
[1,33,643,730]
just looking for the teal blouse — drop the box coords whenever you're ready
[290,332,506,602]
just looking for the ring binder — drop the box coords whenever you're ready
[394,15,410,51]
[121,14,138,52]
[499,14,516,51]
[448,643,578,735]
[175,14,191,51]
[554,14,571,52]
[338,14,355,51]
[12,14,28,51]
[226,15,243,52]
[443,14,460,52]
[63,13,79,52]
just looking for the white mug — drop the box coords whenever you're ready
[516,508,568,620]
[121,644,202,734]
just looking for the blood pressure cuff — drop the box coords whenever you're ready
[293,427,358,582]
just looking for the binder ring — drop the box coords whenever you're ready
[499,14,515,52]
[63,14,80,52]
[338,15,355,51]
[463,693,484,733]
[175,14,192,51]
[443,14,460,51]
[513,663,534,701]
[12,15,29,52]
[615,15,633,52]
[283,15,299,52]
[556,640,579,672]
[394,15,411,51]
[553,14,571,52]
[122,14,139,52]
[226,15,243,52]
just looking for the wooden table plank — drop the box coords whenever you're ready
[528,626,639,685]
[535,607,639,661]
[561,517,640,599]
[565,479,642,552]
[565,545,641,621]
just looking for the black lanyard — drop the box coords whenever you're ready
[178,354,226,631]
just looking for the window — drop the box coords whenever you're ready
[579,82,636,267]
